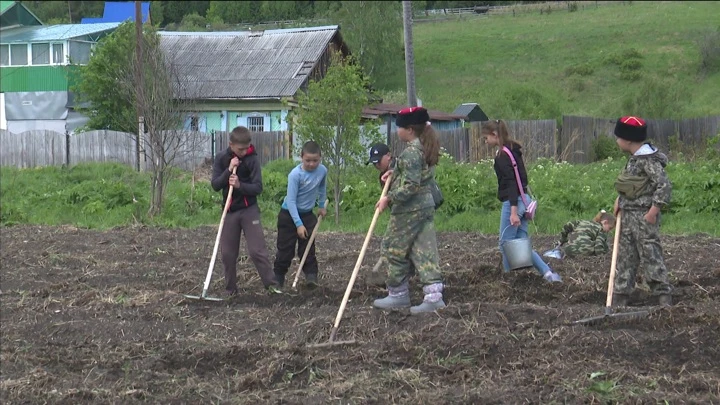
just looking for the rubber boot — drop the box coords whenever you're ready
[410,283,446,315]
[612,293,629,307]
[658,294,673,307]
[373,282,411,310]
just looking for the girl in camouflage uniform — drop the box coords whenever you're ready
[373,107,445,315]
[548,210,616,258]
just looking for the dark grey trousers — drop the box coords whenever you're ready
[220,204,277,291]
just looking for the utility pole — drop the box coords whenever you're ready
[402,1,417,107]
[135,1,144,172]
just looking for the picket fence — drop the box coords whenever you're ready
[1,115,718,170]
[0,129,289,171]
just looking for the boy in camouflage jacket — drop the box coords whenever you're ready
[612,116,673,307]
[549,210,616,258]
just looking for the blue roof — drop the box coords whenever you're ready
[80,2,150,24]
[0,23,121,43]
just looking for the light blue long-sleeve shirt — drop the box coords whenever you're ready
[281,164,328,227]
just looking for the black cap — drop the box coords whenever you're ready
[367,143,390,164]
[614,116,648,142]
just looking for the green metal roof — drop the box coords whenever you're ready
[0,23,120,43]
[1,0,43,26]
[0,1,15,14]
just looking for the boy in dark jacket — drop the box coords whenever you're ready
[211,126,280,296]
[612,116,673,307]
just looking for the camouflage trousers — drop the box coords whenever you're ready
[382,207,443,288]
[615,209,672,295]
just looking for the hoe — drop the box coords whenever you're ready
[183,168,237,302]
[291,199,330,289]
[573,211,650,325]
[308,176,392,348]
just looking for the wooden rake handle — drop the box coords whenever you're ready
[202,167,237,294]
[329,175,393,342]
[605,210,622,312]
[292,198,330,289]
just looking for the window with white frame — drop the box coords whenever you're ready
[68,40,91,64]
[10,44,27,66]
[0,45,8,66]
[52,43,64,64]
[247,116,265,132]
[32,43,50,65]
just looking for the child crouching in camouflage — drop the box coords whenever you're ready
[373,107,445,315]
[544,210,616,259]
[612,116,673,307]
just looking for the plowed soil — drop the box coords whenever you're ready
[2,225,719,404]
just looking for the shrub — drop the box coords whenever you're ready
[606,48,643,66]
[565,62,594,77]
[621,77,690,119]
[497,85,563,120]
[620,58,642,72]
[698,26,720,74]
[591,136,625,161]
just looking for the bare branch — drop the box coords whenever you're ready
[117,29,207,216]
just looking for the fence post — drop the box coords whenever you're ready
[211,129,215,163]
[136,116,144,172]
[65,130,70,167]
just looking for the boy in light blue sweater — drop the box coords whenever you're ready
[273,141,328,288]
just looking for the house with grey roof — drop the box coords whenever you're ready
[157,25,350,133]
[1,20,121,132]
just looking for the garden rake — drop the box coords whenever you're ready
[308,176,392,348]
[291,199,330,289]
[573,211,650,325]
[183,167,236,302]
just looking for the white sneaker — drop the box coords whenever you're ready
[543,272,563,283]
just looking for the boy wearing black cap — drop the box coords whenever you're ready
[367,143,395,187]
[612,116,673,307]
[366,143,417,286]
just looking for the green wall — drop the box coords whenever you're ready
[0,65,77,92]
[203,111,222,132]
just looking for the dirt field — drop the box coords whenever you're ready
[1,225,719,404]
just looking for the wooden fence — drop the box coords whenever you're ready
[560,115,720,163]
[389,120,557,163]
[390,127,473,162]
[469,120,557,162]
[213,130,290,166]
[0,129,290,170]
[2,115,718,170]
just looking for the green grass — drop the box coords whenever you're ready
[379,1,720,119]
[2,159,718,236]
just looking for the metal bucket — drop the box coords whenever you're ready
[500,226,534,270]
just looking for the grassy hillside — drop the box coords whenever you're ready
[380,1,720,120]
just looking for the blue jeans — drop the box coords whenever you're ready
[499,198,551,275]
